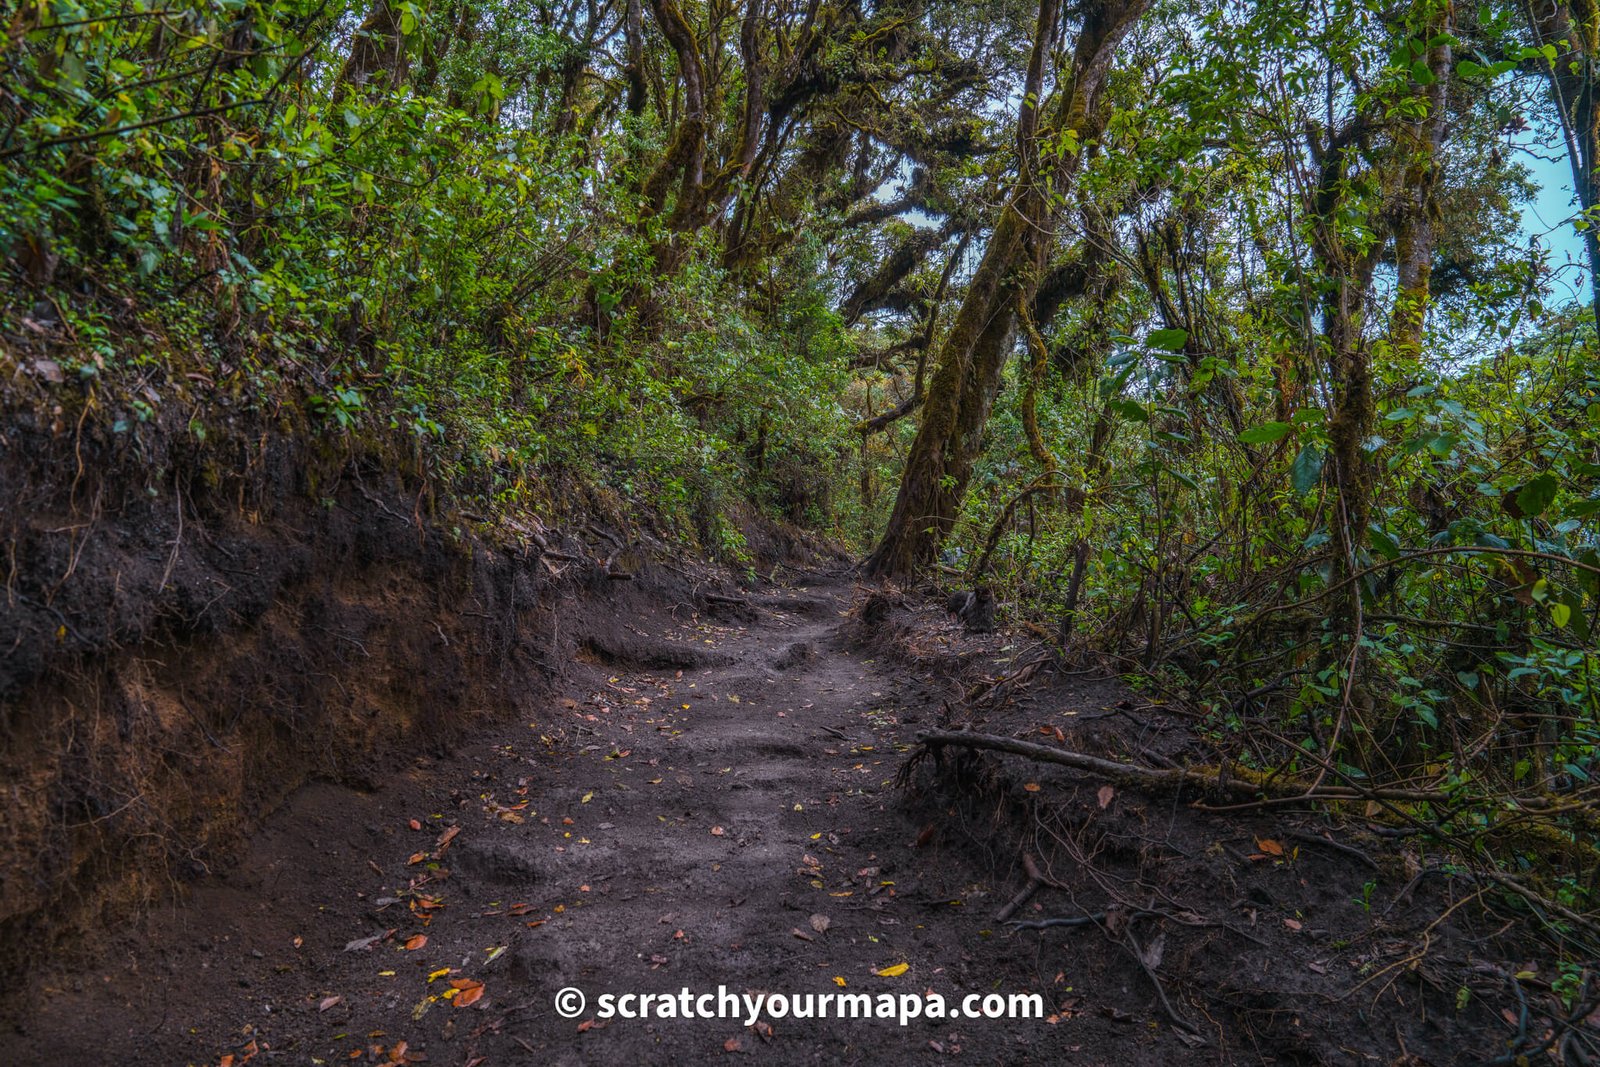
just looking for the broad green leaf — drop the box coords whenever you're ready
[1112,399,1148,422]
[1147,328,1188,353]
[1368,526,1401,561]
[1291,444,1323,494]
[1165,466,1200,491]
[1516,474,1559,518]
[1239,421,1291,445]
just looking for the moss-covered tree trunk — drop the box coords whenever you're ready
[863,0,1148,579]
[334,0,410,107]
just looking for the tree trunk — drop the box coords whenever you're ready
[334,0,410,107]
[1524,0,1600,330]
[640,0,708,227]
[863,0,1147,579]
[1389,5,1451,361]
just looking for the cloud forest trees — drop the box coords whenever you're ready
[3,0,1599,924]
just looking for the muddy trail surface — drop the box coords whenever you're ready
[3,568,1540,1065]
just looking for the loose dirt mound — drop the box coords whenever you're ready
[1,573,1569,1065]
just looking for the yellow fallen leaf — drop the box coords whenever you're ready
[581,792,593,804]
[874,962,910,978]
[833,976,847,987]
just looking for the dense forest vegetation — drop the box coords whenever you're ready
[5,0,1600,1013]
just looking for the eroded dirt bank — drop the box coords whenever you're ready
[0,409,811,987]
[1,570,1543,1065]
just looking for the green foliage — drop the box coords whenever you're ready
[1,0,857,554]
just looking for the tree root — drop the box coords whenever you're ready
[914,728,1447,804]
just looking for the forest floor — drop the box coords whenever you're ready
[0,565,1559,1065]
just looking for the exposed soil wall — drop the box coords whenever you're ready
[0,405,816,981]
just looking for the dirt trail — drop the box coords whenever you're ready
[3,569,1052,1064]
[1,568,1525,1065]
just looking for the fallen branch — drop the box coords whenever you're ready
[915,729,1448,804]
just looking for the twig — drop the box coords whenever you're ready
[994,853,1058,922]
[1124,926,1201,1037]
[1284,829,1380,871]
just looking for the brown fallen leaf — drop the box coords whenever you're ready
[451,979,485,1008]
[1022,782,1041,792]
[1097,785,1115,809]
[710,826,725,837]
[809,914,830,935]
[319,995,343,1012]
[724,1036,743,1052]
[1283,917,1302,931]
[404,934,428,950]
[1256,838,1284,856]
[408,819,423,831]
[436,826,461,850]
[408,852,427,865]
[576,1019,594,1032]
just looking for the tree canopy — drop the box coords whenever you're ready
[4,0,1600,960]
